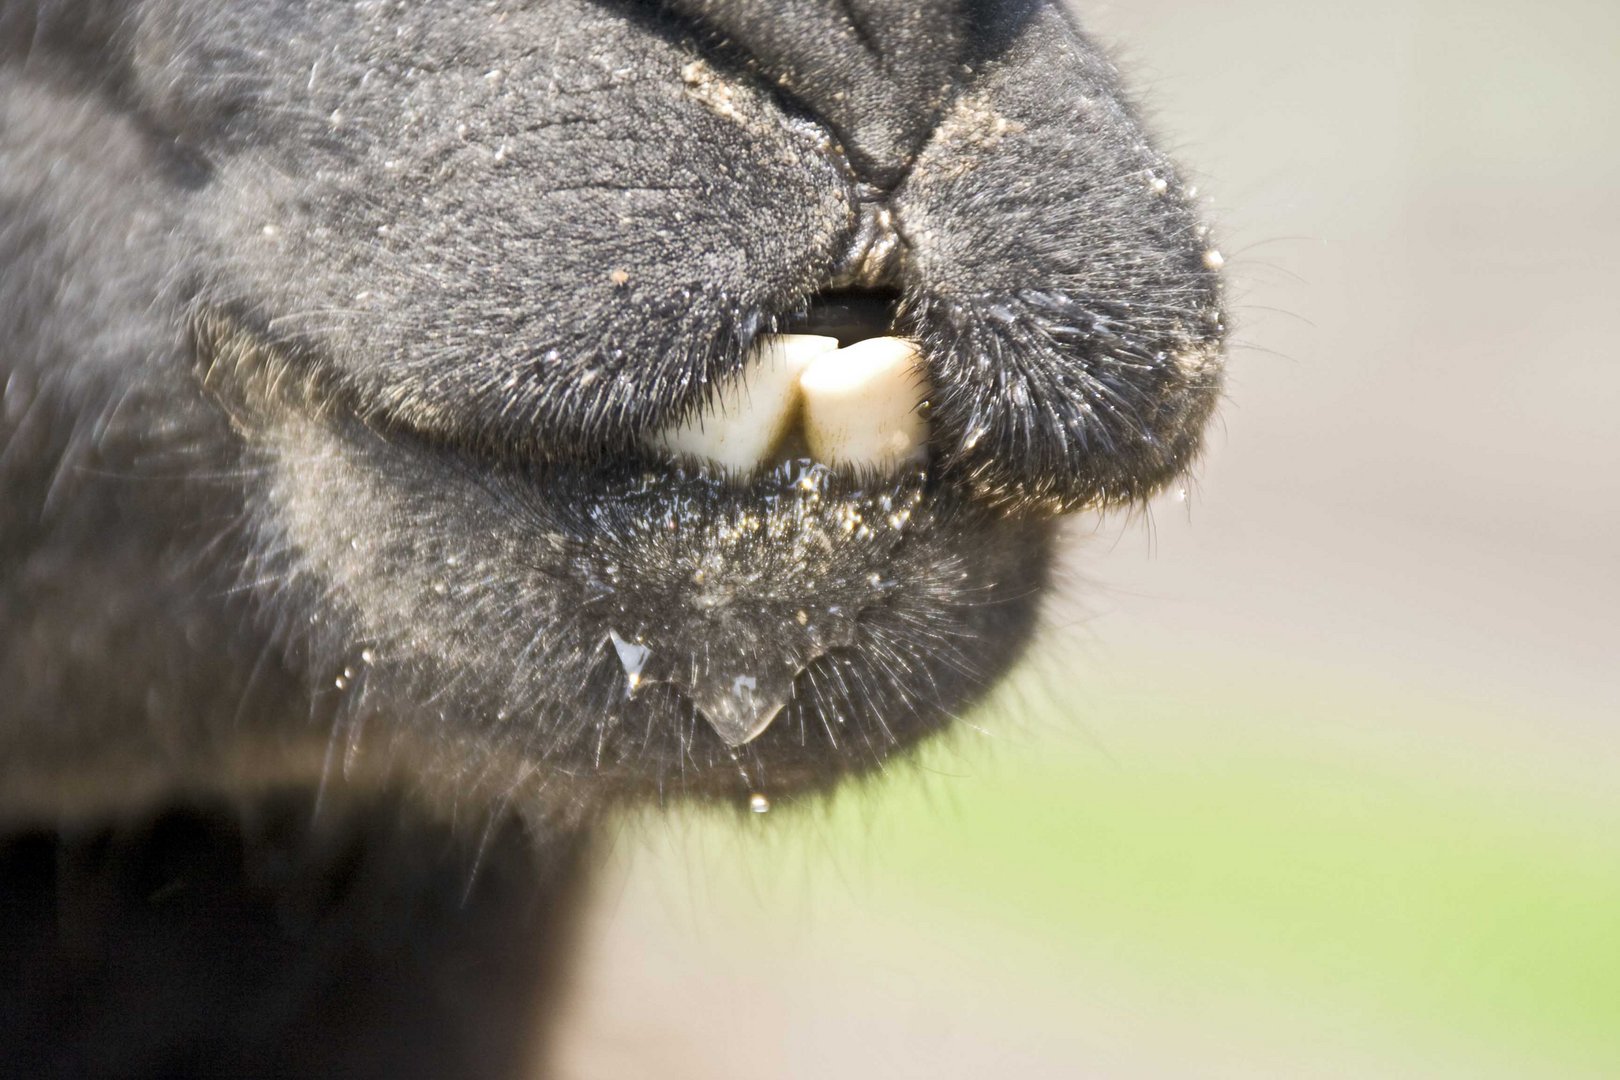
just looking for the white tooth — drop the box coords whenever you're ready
[799,336,928,469]
[649,334,838,473]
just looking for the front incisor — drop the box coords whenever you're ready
[799,337,928,470]
[646,334,929,476]
[650,334,837,473]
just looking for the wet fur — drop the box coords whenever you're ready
[0,1,1222,1075]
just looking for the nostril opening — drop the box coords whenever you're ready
[780,288,900,347]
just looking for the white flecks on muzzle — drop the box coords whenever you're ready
[647,333,929,476]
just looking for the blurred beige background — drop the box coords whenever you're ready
[549,1,1620,1076]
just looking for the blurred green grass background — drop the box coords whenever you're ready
[857,688,1620,1074]
[558,655,1620,1078]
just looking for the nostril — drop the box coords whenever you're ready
[781,288,900,347]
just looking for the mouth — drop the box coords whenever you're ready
[647,323,927,491]
[195,294,1055,797]
[640,329,933,745]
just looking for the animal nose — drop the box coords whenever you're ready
[664,0,969,185]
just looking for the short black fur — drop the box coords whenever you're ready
[0,1,1223,1075]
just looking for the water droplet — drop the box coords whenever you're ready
[749,793,771,814]
[690,669,791,747]
[609,629,652,698]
